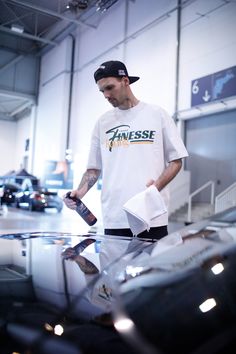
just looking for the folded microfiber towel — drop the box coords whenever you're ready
[123,185,167,236]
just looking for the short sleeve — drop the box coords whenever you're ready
[87,121,102,170]
[161,109,188,162]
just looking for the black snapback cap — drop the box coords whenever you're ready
[94,60,140,84]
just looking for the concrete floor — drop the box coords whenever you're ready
[0,205,185,236]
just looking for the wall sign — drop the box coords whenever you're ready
[191,66,236,107]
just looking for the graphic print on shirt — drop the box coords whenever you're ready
[105,124,156,152]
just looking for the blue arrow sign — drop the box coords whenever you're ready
[191,66,236,107]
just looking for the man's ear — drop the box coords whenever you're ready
[122,76,130,86]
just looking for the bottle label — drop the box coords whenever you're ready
[66,192,97,226]
[76,202,97,225]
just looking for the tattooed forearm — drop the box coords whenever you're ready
[78,169,100,193]
[75,255,99,274]
[87,173,98,189]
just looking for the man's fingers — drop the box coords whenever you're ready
[146,179,155,187]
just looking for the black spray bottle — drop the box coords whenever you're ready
[66,191,97,226]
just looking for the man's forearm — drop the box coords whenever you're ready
[154,159,182,191]
[77,169,101,197]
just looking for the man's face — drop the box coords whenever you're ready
[97,77,129,109]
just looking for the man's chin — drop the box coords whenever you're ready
[109,100,118,107]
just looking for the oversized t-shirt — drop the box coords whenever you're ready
[87,102,188,228]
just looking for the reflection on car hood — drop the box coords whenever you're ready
[1,207,236,354]
[109,210,236,354]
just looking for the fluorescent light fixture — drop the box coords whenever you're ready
[44,323,53,331]
[199,298,217,313]
[114,317,134,332]
[11,24,24,33]
[54,324,64,336]
[211,262,224,275]
[125,265,144,277]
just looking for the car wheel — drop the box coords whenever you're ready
[29,202,34,212]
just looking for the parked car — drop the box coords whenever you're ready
[0,183,22,205]
[15,188,63,212]
[0,207,236,353]
[112,208,236,354]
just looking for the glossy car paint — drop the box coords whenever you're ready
[0,207,236,353]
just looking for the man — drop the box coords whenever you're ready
[64,60,188,239]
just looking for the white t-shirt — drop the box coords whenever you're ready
[87,102,188,228]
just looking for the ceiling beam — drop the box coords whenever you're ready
[0,88,36,103]
[0,54,25,74]
[0,25,58,45]
[4,0,96,29]
[0,112,16,121]
[9,100,33,117]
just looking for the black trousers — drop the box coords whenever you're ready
[104,225,168,240]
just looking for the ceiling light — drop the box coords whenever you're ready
[96,0,118,13]
[11,24,24,33]
[67,0,88,12]
[77,0,88,9]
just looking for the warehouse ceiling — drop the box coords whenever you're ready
[0,0,117,55]
[0,0,233,122]
[0,0,119,121]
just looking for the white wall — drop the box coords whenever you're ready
[178,0,236,110]
[0,120,16,175]
[14,114,31,170]
[33,37,73,179]
[0,112,33,176]
[0,239,26,269]
[0,239,13,265]
[124,10,177,113]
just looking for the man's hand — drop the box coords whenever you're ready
[61,247,77,260]
[63,190,82,210]
[146,179,155,188]
[63,168,101,210]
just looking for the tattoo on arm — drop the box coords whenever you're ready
[78,169,100,193]
[75,255,99,274]
[87,175,98,189]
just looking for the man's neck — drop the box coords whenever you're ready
[119,97,139,110]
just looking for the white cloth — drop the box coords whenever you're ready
[123,185,167,236]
